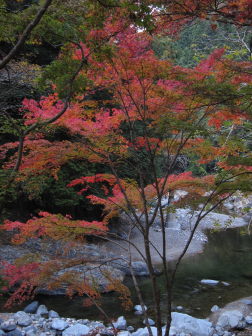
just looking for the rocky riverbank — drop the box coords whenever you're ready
[0,192,251,296]
[1,296,252,336]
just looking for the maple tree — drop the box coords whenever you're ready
[0,1,252,336]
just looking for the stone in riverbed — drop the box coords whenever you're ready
[23,301,39,313]
[113,316,127,330]
[240,299,252,305]
[200,279,219,286]
[221,282,230,286]
[245,314,252,324]
[127,326,134,332]
[133,326,164,336]
[176,306,183,311]
[24,325,38,336]
[5,330,22,336]
[36,304,48,316]
[143,318,155,326]
[217,309,244,329]
[13,311,32,327]
[118,332,131,336]
[132,327,152,336]
[170,312,212,336]
[51,318,68,330]
[134,305,147,313]
[211,305,220,313]
[48,310,59,318]
[0,322,16,332]
[62,324,90,336]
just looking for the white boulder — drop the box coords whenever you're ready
[217,310,244,329]
[143,318,155,326]
[211,305,220,313]
[51,318,68,331]
[200,279,219,286]
[113,316,127,330]
[134,305,147,313]
[171,312,212,336]
[62,324,90,336]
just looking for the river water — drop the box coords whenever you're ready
[1,226,252,325]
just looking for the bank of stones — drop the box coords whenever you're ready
[1,297,252,336]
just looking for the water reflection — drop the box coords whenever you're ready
[1,227,252,324]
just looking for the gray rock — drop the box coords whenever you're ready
[51,318,68,331]
[132,327,150,336]
[134,305,147,313]
[224,202,234,210]
[0,323,16,332]
[62,324,90,336]
[100,328,114,336]
[88,321,104,328]
[171,312,212,336]
[117,332,131,336]
[23,301,39,313]
[13,311,32,327]
[200,279,219,286]
[127,326,134,332]
[221,282,230,286]
[25,326,39,336]
[24,325,37,333]
[217,310,244,329]
[5,330,22,336]
[223,332,231,336]
[36,305,48,316]
[35,287,67,296]
[48,310,59,318]
[143,318,155,326]
[215,326,225,335]
[211,305,220,313]
[240,299,252,305]
[121,261,161,276]
[113,316,127,330]
[77,319,89,325]
[245,314,252,324]
[0,331,5,336]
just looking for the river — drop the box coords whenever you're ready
[1,226,252,325]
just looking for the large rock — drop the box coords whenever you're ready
[13,311,32,327]
[216,310,244,329]
[0,322,16,332]
[48,310,59,318]
[23,301,39,314]
[36,304,48,316]
[62,324,90,336]
[112,260,161,276]
[51,318,68,331]
[200,279,219,286]
[38,264,125,295]
[132,327,158,336]
[171,312,212,336]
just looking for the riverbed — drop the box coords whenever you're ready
[1,226,252,326]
